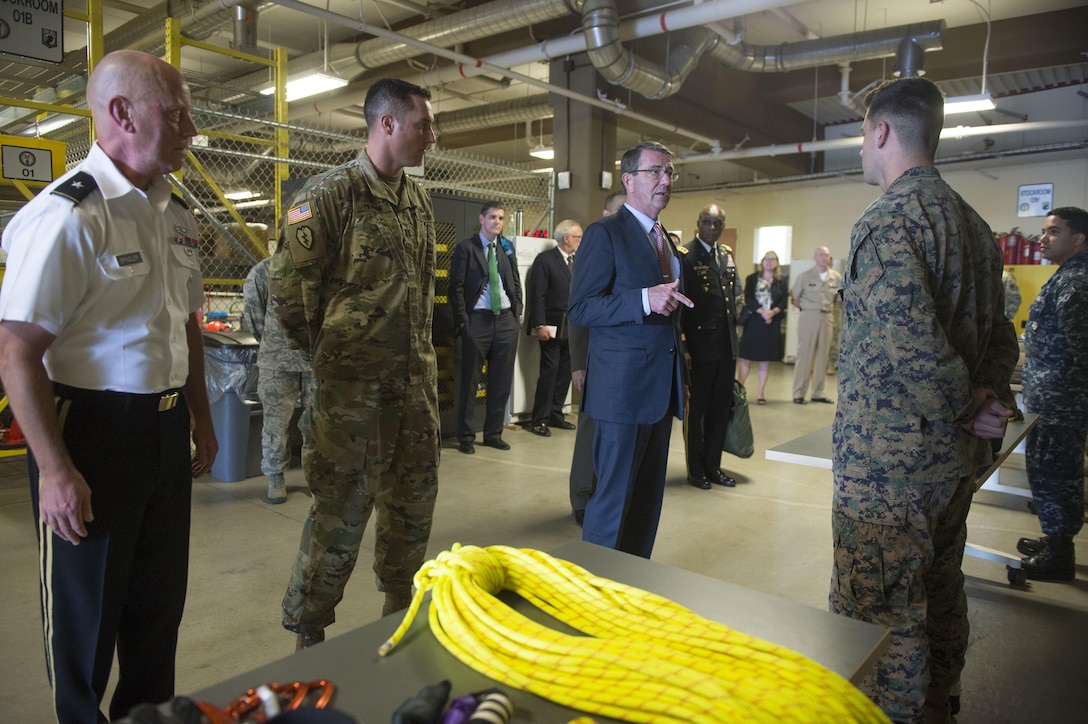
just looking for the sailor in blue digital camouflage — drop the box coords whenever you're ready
[831,78,1018,724]
[269,78,440,650]
[243,254,312,504]
[1015,207,1088,582]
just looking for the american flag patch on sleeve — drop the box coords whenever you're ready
[287,202,312,224]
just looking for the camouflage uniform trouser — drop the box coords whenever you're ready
[281,374,440,634]
[1025,411,1087,537]
[830,473,973,724]
[257,368,312,477]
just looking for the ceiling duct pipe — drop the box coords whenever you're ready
[233,0,575,92]
[581,0,721,99]
[709,20,944,72]
[893,37,926,77]
[674,118,1088,165]
[433,95,553,136]
[234,3,261,52]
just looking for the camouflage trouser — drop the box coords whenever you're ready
[257,368,312,477]
[281,374,440,634]
[1025,411,1088,537]
[829,473,973,724]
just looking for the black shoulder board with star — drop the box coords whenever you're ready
[50,172,98,204]
[170,193,190,210]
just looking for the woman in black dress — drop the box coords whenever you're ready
[737,251,788,404]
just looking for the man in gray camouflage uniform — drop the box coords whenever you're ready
[270,78,440,650]
[1015,206,1088,582]
[832,77,1018,724]
[243,254,312,504]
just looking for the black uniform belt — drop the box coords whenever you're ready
[53,382,184,414]
[471,308,512,315]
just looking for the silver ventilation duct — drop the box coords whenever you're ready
[709,20,944,73]
[434,96,553,136]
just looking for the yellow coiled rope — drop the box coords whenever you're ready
[379,544,889,724]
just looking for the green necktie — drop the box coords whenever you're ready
[488,241,502,314]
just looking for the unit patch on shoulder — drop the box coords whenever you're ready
[51,171,98,204]
[287,202,313,224]
[295,226,314,250]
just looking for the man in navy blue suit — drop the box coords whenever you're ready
[568,141,692,558]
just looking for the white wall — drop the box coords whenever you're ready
[666,154,1088,277]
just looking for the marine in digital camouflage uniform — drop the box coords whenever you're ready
[831,78,1018,724]
[1016,207,1088,581]
[243,255,312,503]
[269,78,440,648]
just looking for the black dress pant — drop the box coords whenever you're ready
[531,336,572,426]
[457,309,520,442]
[30,384,193,723]
[685,356,736,477]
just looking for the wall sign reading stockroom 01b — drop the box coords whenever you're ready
[0,0,63,64]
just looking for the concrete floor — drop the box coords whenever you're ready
[1,362,1086,722]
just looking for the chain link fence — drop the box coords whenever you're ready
[180,104,553,320]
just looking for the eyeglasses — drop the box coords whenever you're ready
[629,166,679,182]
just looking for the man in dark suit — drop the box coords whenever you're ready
[568,141,692,558]
[525,219,583,436]
[568,193,626,525]
[449,200,523,454]
[680,203,741,490]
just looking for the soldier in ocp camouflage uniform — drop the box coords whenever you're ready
[269,78,440,650]
[243,255,312,504]
[1015,206,1088,581]
[831,78,1018,724]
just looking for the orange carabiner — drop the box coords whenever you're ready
[199,680,336,722]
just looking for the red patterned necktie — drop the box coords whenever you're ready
[652,223,671,281]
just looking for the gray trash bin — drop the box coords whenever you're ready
[203,330,262,482]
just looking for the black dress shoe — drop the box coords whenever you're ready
[458,441,475,454]
[811,396,835,404]
[552,420,576,430]
[528,423,551,437]
[483,438,511,450]
[710,470,736,487]
[688,473,711,490]
[1021,536,1075,582]
[1017,535,1048,556]
[793,398,807,404]
[573,509,585,526]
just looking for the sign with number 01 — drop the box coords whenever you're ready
[1,136,67,184]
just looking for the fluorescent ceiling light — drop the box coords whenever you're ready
[944,93,995,115]
[529,143,554,160]
[19,114,80,136]
[261,71,348,102]
[232,198,274,210]
[224,190,260,201]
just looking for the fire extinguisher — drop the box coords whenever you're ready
[995,231,1008,260]
[1004,227,1021,265]
[1031,235,1042,264]
[1019,228,1034,264]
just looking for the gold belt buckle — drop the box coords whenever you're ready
[158,392,180,412]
